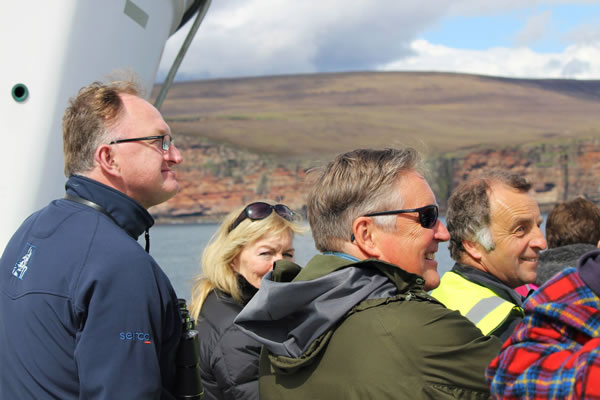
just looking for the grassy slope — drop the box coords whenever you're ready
[154,71,600,159]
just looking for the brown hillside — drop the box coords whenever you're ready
[154,71,600,158]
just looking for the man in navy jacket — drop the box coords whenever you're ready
[0,81,184,399]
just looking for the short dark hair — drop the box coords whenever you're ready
[546,197,600,248]
[447,170,532,261]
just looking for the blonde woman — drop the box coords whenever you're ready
[190,201,304,400]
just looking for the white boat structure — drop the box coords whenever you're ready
[1,0,210,250]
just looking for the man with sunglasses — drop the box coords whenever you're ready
[431,170,547,341]
[236,148,501,399]
[0,81,184,399]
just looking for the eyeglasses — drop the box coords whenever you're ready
[109,134,173,151]
[228,202,295,233]
[364,204,439,229]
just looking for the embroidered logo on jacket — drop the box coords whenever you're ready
[13,243,35,280]
[120,331,152,344]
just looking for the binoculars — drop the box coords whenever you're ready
[174,299,203,399]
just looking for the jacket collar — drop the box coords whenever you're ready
[214,275,258,307]
[451,262,523,305]
[237,274,258,305]
[65,175,154,240]
[279,254,427,294]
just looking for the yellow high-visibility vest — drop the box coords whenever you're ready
[431,270,524,336]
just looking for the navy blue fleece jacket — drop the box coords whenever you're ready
[0,175,181,399]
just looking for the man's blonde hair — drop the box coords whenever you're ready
[62,81,140,177]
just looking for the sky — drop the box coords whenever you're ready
[157,1,600,81]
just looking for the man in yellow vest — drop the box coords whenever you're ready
[431,170,547,341]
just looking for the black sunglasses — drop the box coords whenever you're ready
[228,202,295,233]
[364,204,439,229]
[109,134,173,151]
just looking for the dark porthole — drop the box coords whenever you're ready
[12,83,29,102]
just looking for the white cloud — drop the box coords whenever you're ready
[513,11,552,46]
[159,0,449,80]
[158,1,600,81]
[568,23,600,46]
[447,0,599,16]
[378,39,600,79]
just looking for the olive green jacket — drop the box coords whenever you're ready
[236,255,501,399]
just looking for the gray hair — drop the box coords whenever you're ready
[307,148,423,252]
[447,170,532,261]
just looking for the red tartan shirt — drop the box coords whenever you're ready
[486,265,600,399]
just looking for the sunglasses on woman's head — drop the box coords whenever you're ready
[364,204,439,229]
[228,202,295,233]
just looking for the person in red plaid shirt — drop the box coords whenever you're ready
[486,248,600,399]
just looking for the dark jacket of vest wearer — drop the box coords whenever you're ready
[235,255,502,400]
[435,263,525,342]
[196,276,259,400]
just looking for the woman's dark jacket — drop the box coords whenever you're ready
[197,278,259,400]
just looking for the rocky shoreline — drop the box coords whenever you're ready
[150,136,600,222]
